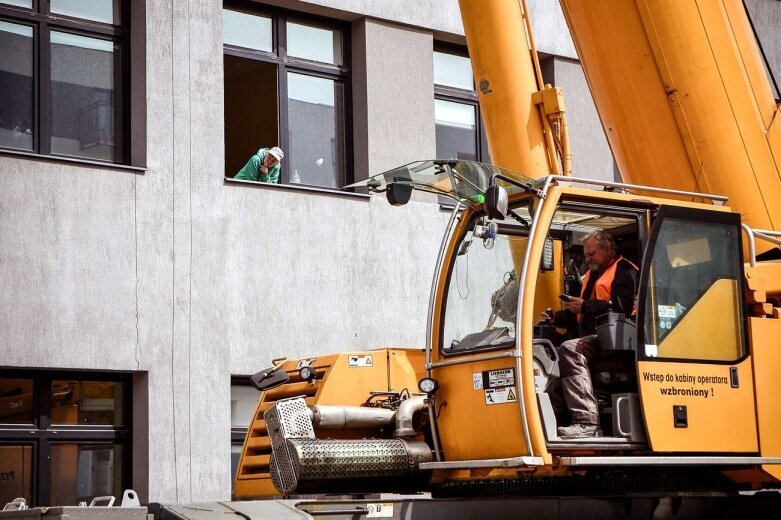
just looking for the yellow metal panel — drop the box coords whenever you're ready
[749,317,781,458]
[656,279,742,361]
[434,357,526,460]
[316,351,390,404]
[638,358,757,452]
[388,349,426,393]
[559,0,781,252]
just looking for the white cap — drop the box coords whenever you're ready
[268,146,284,161]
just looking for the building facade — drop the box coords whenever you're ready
[0,0,778,506]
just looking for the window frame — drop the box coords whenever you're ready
[0,369,132,507]
[433,44,490,163]
[0,1,135,166]
[222,1,353,189]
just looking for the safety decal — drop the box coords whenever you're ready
[485,387,518,405]
[348,355,373,367]
[482,367,515,389]
[658,304,676,319]
[473,373,483,390]
[366,503,393,518]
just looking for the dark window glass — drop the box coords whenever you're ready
[51,380,124,426]
[435,99,477,161]
[224,55,278,177]
[50,444,124,506]
[50,32,120,162]
[0,21,34,151]
[0,378,34,424]
[642,219,744,361]
[50,0,120,25]
[0,445,33,507]
[287,72,345,188]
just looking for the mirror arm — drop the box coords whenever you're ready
[489,173,545,199]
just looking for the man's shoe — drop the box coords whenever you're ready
[557,424,600,439]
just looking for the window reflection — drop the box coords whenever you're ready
[51,444,123,506]
[0,21,33,151]
[287,72,345,188]
[50,32,120,162]
[435,99,477,161]
[0,446,32,507]
[51,381,124,426]
[287,22,342,65]
[0,1,32,8]
[50,0,119,25]
[223,9,272,52]
[0,378,34,424]
[434,51,473,90]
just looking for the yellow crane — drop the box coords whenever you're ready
[235,0,781,499]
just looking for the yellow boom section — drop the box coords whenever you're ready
[560,0,781,253]
[458,0,562,179]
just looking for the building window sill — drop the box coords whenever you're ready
[225,177,370,200]
[0,149,146,173]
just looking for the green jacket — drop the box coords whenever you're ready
[234,148,281,183]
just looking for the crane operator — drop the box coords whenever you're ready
[540,230,638,439]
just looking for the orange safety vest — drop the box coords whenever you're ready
[579,256,638,317]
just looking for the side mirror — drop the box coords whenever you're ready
[484,184,508,220]
[250,366,290,391]
[386,181,413,206]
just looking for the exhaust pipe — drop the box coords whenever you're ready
[267,397,432,494]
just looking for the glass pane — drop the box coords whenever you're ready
[231,385,259,428]
[0,21,33,151]
[442,220,533,354]
[51,0,119,25]
[642,218,743,361]
[230,444,243,492]
[0,0,32,8]
[287,22,342,65]
[434,51,473,90]
[52,380,124,426]
[51,444,124,506]
[435,99,477,161]
[287,73,345,188]
[223,9,272,52]
[0,446,32,507]
[0,378,34,424]
[51,32,120,162]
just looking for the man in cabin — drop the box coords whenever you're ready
[540,230,638,439]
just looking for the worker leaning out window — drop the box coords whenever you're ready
[235,146,284,183]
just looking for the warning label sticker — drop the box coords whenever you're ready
[485,387,518,405]
[483,368,515,389]
[367,503,393,518]
[473,373,483,390]
[348,355,373,367]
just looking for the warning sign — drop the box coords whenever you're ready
[367,503,393,518]
[348,355,373,367]
[484,387,518,405]
[473,373,483,390]
[482,368,515,389]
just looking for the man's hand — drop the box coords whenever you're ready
[538,307,554,325]
[260,166,269,174]
[562,296,584,314]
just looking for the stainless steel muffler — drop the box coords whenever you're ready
[266,397,432,494]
